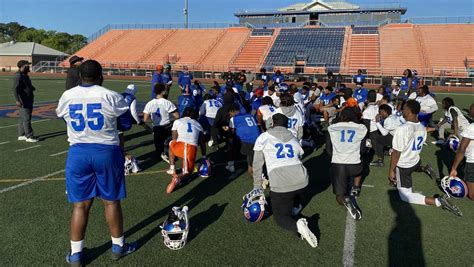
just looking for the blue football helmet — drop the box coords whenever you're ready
[242,190,267,223]
[448,136,460,152]
[160,206,189,250]
[441,176,469,199]
[199,159,212,178]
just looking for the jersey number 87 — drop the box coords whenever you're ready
[69,103,104,131]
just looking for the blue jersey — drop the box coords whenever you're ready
[162,72,172,85]
[353,74,366,86]
[177,95,196,117]
[354,88,368,104]
[400,77,410,91]
[230,114,260,144]
[178,72,193,89]
[251,98,262,113]
[411,77,419,89]
[319,92,336,106]
[151,72,163,99]
[272,74,284,84]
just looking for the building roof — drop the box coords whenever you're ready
[0,42,68,57]
[279,0,359,11]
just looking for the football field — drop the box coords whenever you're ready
[0,76,473,266]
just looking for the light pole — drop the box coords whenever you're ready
[184,0,189,28]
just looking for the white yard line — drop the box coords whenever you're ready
[0,119,51,129]
[14,145,41,152]
[49,150,68,157]
[342,212,357,267]
[362,184,375,188]
[0,141,11,145]
[0,169,65,194]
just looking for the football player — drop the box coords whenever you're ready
[388,100,461,215]
[257,96,277,132]
[362,90,379,148]
[178,86,196,117]
[151,64,164,99]
[431,97,470,144]
[143,83,179,161]
[353,84,368,110]
[252,113,318,247]
[276,94,304,141]
[370,104,404,167]
[328,107,367,220]
[178,66,193,92]
[166,107,206,194]
[450,103,474,200]
[56,60,136,266]
[199,93,222,147]
[227,104,261,176]
[412,85,438,127]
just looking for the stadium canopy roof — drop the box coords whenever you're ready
[0,41,68,56]
[279,0,359,12]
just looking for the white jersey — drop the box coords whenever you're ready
[143,98,177,126]
[362,103,379,132]
[392,121,427,168]
[379,114,404,136]
[416,95,438,114]
[328,122,368,164]
[172,117,203,146]
[276,107,304,139]
[253,132,304,174]
[199,99,222,119]
[445,106,470,134]
[56,85,129,146]
[258,105,277,122]
[462,123,474,163]
[270,93,280,107]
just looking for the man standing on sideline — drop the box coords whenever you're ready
[65,55,83,90]
[56,60,137,266]
[13,60,38,143]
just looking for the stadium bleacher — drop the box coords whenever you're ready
[263,28,345,71]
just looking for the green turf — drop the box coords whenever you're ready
[0,76,473,265]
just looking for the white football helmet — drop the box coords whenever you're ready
[160,206,189,250]
[124,154,140,175]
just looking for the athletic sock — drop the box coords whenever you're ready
[70,240,84,254]
[435,198,441,207]
[111,236,125,247]
[169,165,175,171]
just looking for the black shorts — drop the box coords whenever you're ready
[396,161,422,188]
[331,163,363,196]
[241,142,255,167]
[465,163,474,183]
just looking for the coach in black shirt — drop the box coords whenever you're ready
[12,60,38,142]
[65,55,83,90]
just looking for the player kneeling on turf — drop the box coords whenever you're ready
[166,107,206,194]
[56,60,137,266]
[388,100,462,216]
[328,107,367,220]
[252,113,318,248]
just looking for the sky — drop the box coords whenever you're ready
[0,0,472,37]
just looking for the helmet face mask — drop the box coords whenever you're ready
[161,206,189,250]
[441,176,469,199]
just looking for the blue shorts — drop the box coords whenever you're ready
[66,144,126,203]
[418,113,432,127]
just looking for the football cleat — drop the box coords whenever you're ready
[17,136,27,141]
[160,206,189,250]
[438,195,463,217]
[343,197,362,221]
[166,175,181,194]
[441,176,469,199]
[65,251,82,267]
[447,136,460,152]
[369,159,384,167]
[198,159,212,178]
[111,242,138,260]
[297,218,318,248]
[242,190,267,223]
[161,153,170,164]
[350,186,361,197]
[25,137,39,143]
[422,164,438,180]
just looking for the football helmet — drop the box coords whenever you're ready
[160,206,189,250]
[242,190,267,223]
[441,176,469,199]
[198,158,212,178]
[448,136,460,152]
[124,154,140,175]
